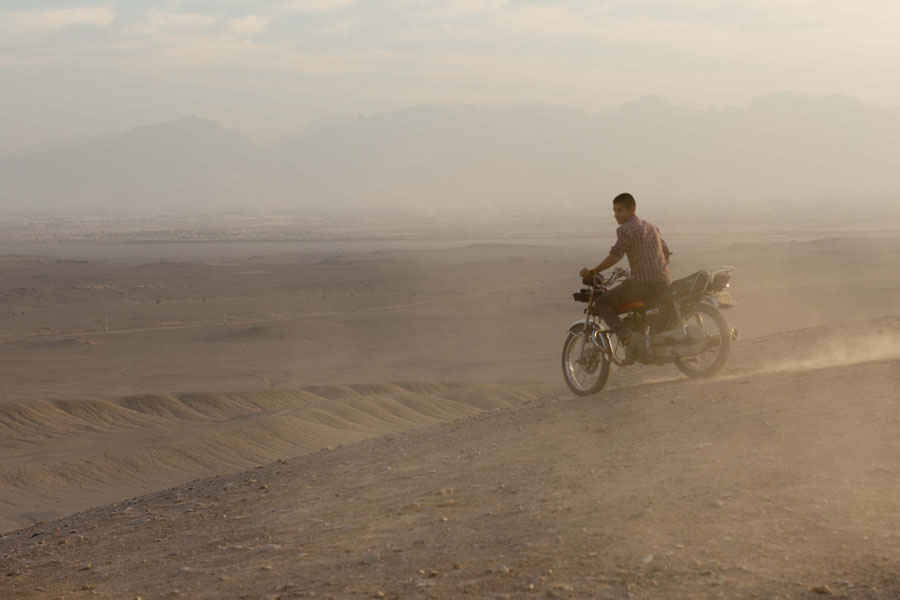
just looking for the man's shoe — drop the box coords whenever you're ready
[624,332,649,364]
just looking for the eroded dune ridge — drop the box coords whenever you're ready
[0,382,551,533]
[0,320,898,598]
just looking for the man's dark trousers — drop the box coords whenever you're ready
[594,280,669,340]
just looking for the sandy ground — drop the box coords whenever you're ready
[0,233,899,598]
[1,324,899,599]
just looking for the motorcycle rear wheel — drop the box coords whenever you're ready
[561,325,611,396]
[673,302,732,378]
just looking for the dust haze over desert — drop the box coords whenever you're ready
[2,2,900,599]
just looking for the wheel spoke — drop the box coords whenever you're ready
[676,305,730,375]
[564,333,604,391]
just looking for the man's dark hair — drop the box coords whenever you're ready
[612,193,636,210]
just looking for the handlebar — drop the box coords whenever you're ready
[583,267,630,288]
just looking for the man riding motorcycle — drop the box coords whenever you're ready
[579,193,671,362]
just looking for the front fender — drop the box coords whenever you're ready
[566,319,610,351]
[567,318,591,334]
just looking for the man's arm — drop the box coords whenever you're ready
[579,253,622,278]
[579,223,628,278]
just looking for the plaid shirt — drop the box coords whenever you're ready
[610,215,671,283]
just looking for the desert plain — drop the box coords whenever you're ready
[0,216,899,599]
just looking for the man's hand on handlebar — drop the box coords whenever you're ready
[583,253,623,282]
[578,265,628,287]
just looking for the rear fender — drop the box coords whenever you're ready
[695,292,738,310]
[699,293,720,308]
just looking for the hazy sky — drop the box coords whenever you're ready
[2,1,899,155]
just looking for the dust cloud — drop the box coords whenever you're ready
[773,331,900,373]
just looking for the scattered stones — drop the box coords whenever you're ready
[256,544,282,553]
[498,564,511,574]
[810,585,833,595]
[223,483,234,491]
[360,553,380,566]
[78,564,93,571]
[398,501,421,514]
[641,555,654,565]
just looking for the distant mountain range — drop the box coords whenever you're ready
[2,93,899,215]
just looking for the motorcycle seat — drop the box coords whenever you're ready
[670,271,710,298]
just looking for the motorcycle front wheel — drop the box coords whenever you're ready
[561,325,611,396]
[673,302,732,378]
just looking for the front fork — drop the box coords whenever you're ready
[579,316,612,359]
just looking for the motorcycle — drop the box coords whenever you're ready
[562,266,740,395]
